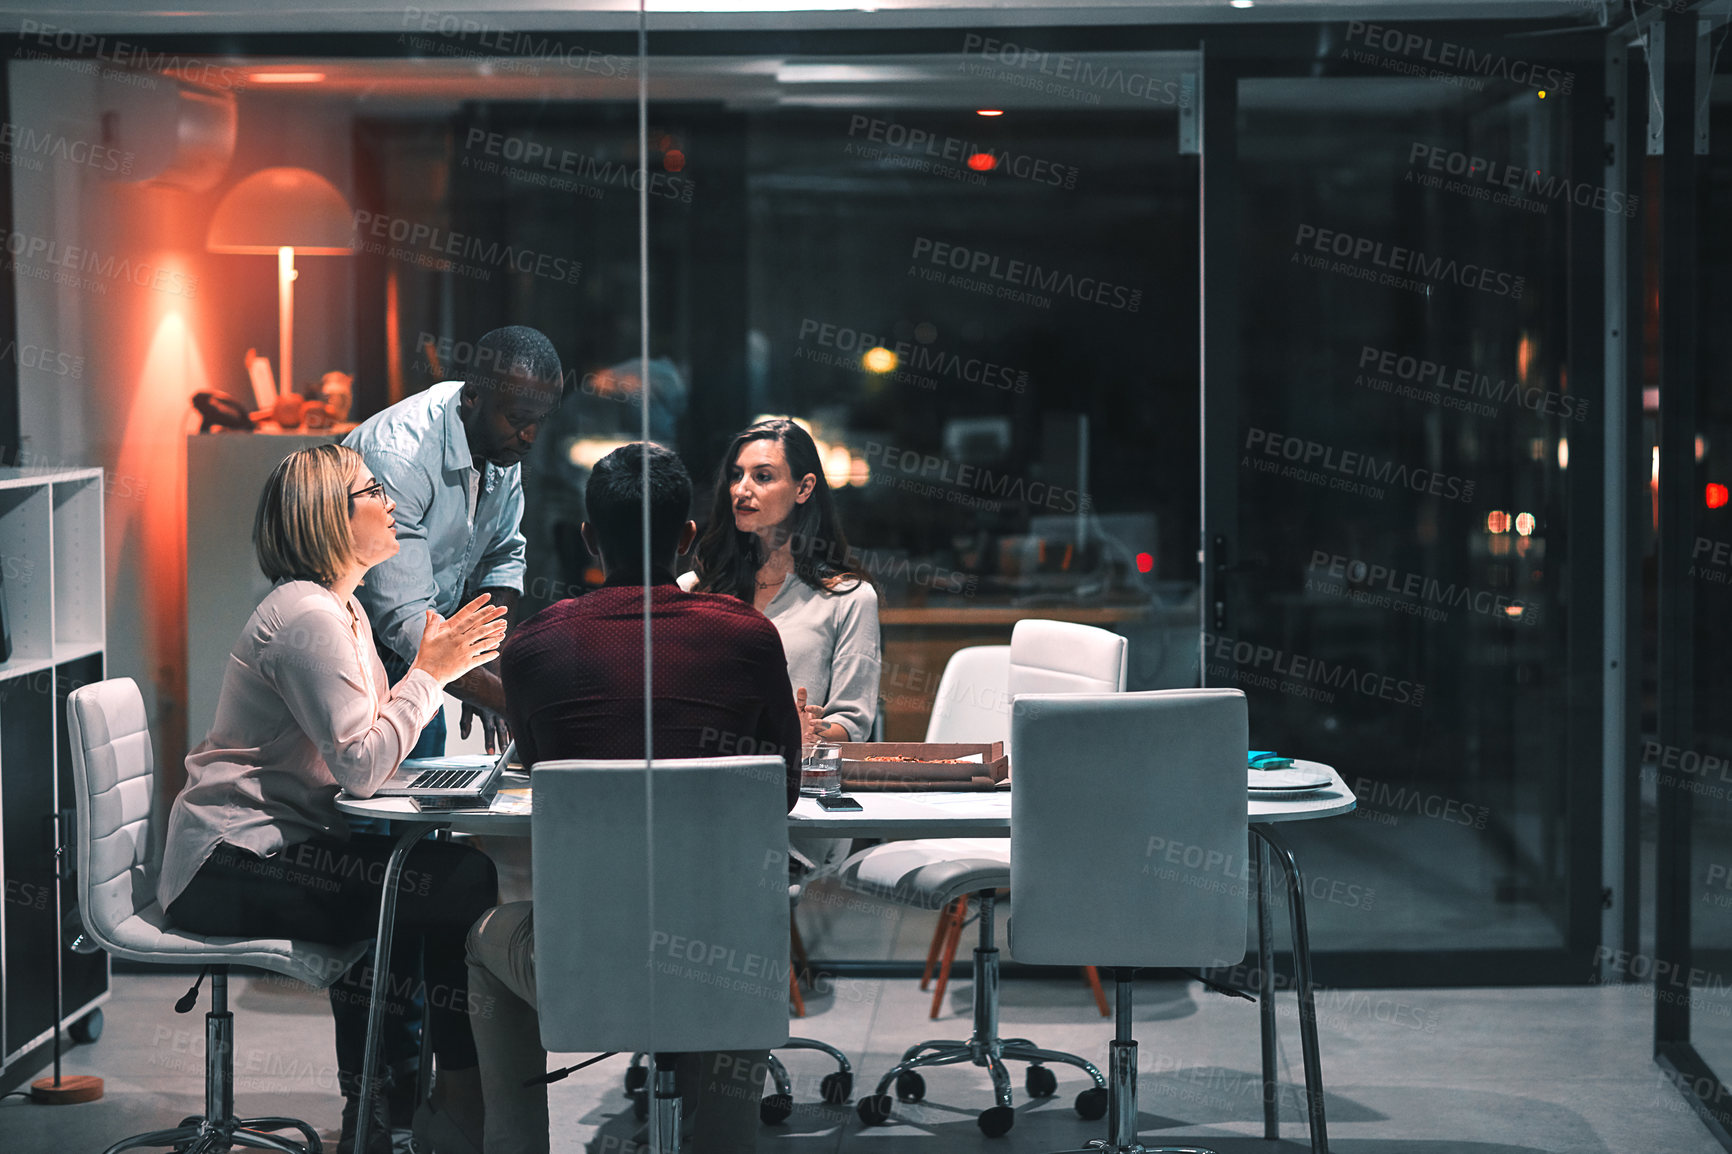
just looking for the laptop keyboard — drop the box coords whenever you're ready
[407,768,481,791]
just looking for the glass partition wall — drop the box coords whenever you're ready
[1202,42,1610,986]
[0,3,1679,1145]
[1655,7,1732,1144]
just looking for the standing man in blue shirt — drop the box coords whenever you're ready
[344,325,564,756]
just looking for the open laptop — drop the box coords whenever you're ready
[374,740,514,803]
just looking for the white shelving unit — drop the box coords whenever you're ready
[0,466,109,1079]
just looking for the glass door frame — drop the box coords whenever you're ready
[1197,27,1620,988]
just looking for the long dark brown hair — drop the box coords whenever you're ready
[692,418,863,602]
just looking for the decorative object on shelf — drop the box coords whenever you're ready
[207,167,356,402]
[192,391,255,434]
[244,348,278,411]
[318,371,353,422]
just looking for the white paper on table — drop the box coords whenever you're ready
[490,789,532,814]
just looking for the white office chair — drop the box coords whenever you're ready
[1010,689,1249,1154]
[923,644,1012,747]
[532,757,791,1152]
[848,621,1126,1137]
[67,678,370,1154]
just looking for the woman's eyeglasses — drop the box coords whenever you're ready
[349,479,387,503]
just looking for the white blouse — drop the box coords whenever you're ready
[157,580,442,910]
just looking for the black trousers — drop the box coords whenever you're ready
[167,833,497,1079]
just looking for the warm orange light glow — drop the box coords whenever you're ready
[1514,512,1536,536]
[1710,483,1730,510]
[976,109,1004,117]
[966,153,998,171]
[664,150,686,173]
[113,304,209,779]
[1516,333,1534,385]
[862,347,897,373]
[249,72,327,84]
[1486,511,1511,534]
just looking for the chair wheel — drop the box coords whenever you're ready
[857,1093,895,1126]
[895,1071,926,1102]
[1025,1064,1057,1098]
[1075,1086,1109,1120]
[978,1105,1015,1137]
[760,1093,793,1125]
[630,1089,648,1121]
[820,1071,853,1104]
[624,1064,647,1093]
[71,1010,103,1045]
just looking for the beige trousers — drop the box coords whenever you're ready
[465,901,767,1154]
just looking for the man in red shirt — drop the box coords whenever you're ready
[459,442,802,1154]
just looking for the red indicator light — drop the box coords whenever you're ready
[966,153,997,171]
[1135,552,1154,574]
[664,150,686,172]
[1709,483,1730,509]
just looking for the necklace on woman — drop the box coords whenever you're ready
[757,571,789,589]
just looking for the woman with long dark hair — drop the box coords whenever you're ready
[686,418,880,745]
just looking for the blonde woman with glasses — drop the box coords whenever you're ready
[160,444,504,1154]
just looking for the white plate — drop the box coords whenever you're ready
[1247,766,1334,791]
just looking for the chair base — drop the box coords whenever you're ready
[1037,979,1215,1154]
[762,1037,855,1123]
[101,1115,324,1154]
[101,969,324,1154]
[857,891,1105,1137]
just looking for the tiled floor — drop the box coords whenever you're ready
[0,967,1718,1154]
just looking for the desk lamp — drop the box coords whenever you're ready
[206,166,354,400]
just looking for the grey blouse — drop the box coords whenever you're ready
[680,571,882,741]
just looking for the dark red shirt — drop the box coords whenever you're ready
[500,575,804,810]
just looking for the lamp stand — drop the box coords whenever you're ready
[278,246,297,397]
[30,811,102,1105]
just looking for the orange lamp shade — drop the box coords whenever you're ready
[206,166,355,254]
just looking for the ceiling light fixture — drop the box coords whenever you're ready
[249,71,327,84]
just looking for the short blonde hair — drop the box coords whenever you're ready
[253,444,363,587]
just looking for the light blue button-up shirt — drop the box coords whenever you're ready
[342,381,527,663]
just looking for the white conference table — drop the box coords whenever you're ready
[335,760,1353,1154]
